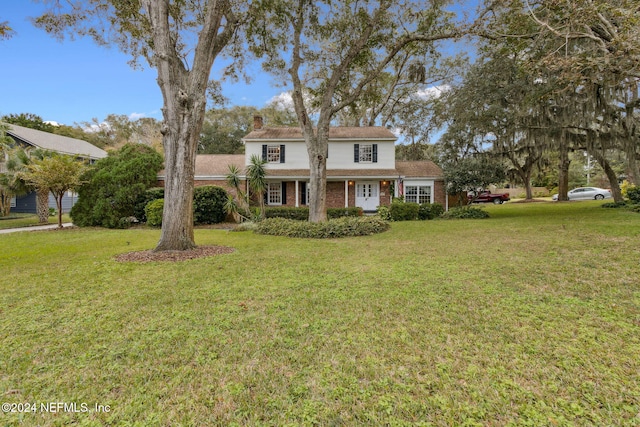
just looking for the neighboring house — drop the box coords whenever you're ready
[2,123,108,214]
[158,116,446,212]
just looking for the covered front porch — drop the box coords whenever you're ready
[264,170,397,212]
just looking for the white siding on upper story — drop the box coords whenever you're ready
[328,140,395,169]
[245,139,396,170]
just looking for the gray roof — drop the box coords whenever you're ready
[244,126,397,141]
[5,123,107,160]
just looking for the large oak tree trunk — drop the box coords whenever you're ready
[306,134,328,223]
[144,0,236,251]
[590,148,623,203]
[155,120,199,250]
[557,131,571,201]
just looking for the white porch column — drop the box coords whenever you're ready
[344,180,349,208]
[295,180,299,207]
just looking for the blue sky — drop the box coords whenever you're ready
[1,2,476,130]
[0,2,279,126]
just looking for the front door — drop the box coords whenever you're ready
[356,181,379,212]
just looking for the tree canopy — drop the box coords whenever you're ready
[70,143,163,229]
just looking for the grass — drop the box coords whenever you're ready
[1,201,639,426]
[0,214,72,230]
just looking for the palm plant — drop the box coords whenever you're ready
[0,143,30,217]
[225,164,250,222]
[246,154,268,220]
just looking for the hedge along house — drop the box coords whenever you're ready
[159,116,447,213]
[1,123,107,214]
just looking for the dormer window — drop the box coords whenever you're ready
[262,144,286,163]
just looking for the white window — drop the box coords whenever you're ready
[359,144,373,162]
[268,182,282,205]
[10,196,16,208]
[405,185,431,204]
[267,145,281,163]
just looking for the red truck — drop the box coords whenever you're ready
[468,190,510,205]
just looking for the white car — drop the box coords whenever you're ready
[552,187,612,201]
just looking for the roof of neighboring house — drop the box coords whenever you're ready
[5,123,107,160]
[244,126,397,141]
[396,161,443,178]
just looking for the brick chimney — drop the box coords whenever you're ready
[253,115,263,130]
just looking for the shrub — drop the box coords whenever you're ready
[264,206,363,220]
[265,207,309,220]
[442,206,490,219]
[327,207,363,218]
[133,187,165,223]
[145,198,164,227]
[376,205,391,221]
[389,201,419,221]
[193,185,228,225]
[70,144,163,228]
[254,216,390,238]
[626,185,640,204]
[418,203,444,220]
[601,201,629,209]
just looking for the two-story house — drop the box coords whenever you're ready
[173,116,446,213]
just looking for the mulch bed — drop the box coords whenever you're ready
[115,245,235,263]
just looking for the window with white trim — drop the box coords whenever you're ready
[10,196,16,208]
[405,185,431,204]
[268,182,282,205]
[267,145,281,163]
[359,144,373,162]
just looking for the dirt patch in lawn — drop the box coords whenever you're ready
[115,245,235,263]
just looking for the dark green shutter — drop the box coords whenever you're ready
[373,144,378,163]
[262,145,267,161]
[281,182,287,205]
[301,182,307,205]
[280,145,285,163]
[354,144,360,163]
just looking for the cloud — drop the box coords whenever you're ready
[266,92,295,111]
[128,112,147,120]
[415,85,450,101]
[83,122,110,133]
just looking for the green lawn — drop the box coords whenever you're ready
[0,214,72,230]
[1,201,639,426]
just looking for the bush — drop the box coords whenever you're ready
[193,186,228,225]
[601,201,629,209]
[133,187,165,223]
[145,198,164,227]
[265,207,309,220]
[389,201,420,221]
[264,206,363,220]
[418,203,444,220]
[376,205,391,221]
[626,185,640,204]
[70,144,163,228]
[328,207,363,218]
[254,216,390,238]
[442,206,490,219]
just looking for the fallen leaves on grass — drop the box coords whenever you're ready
[115,246,235,263]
